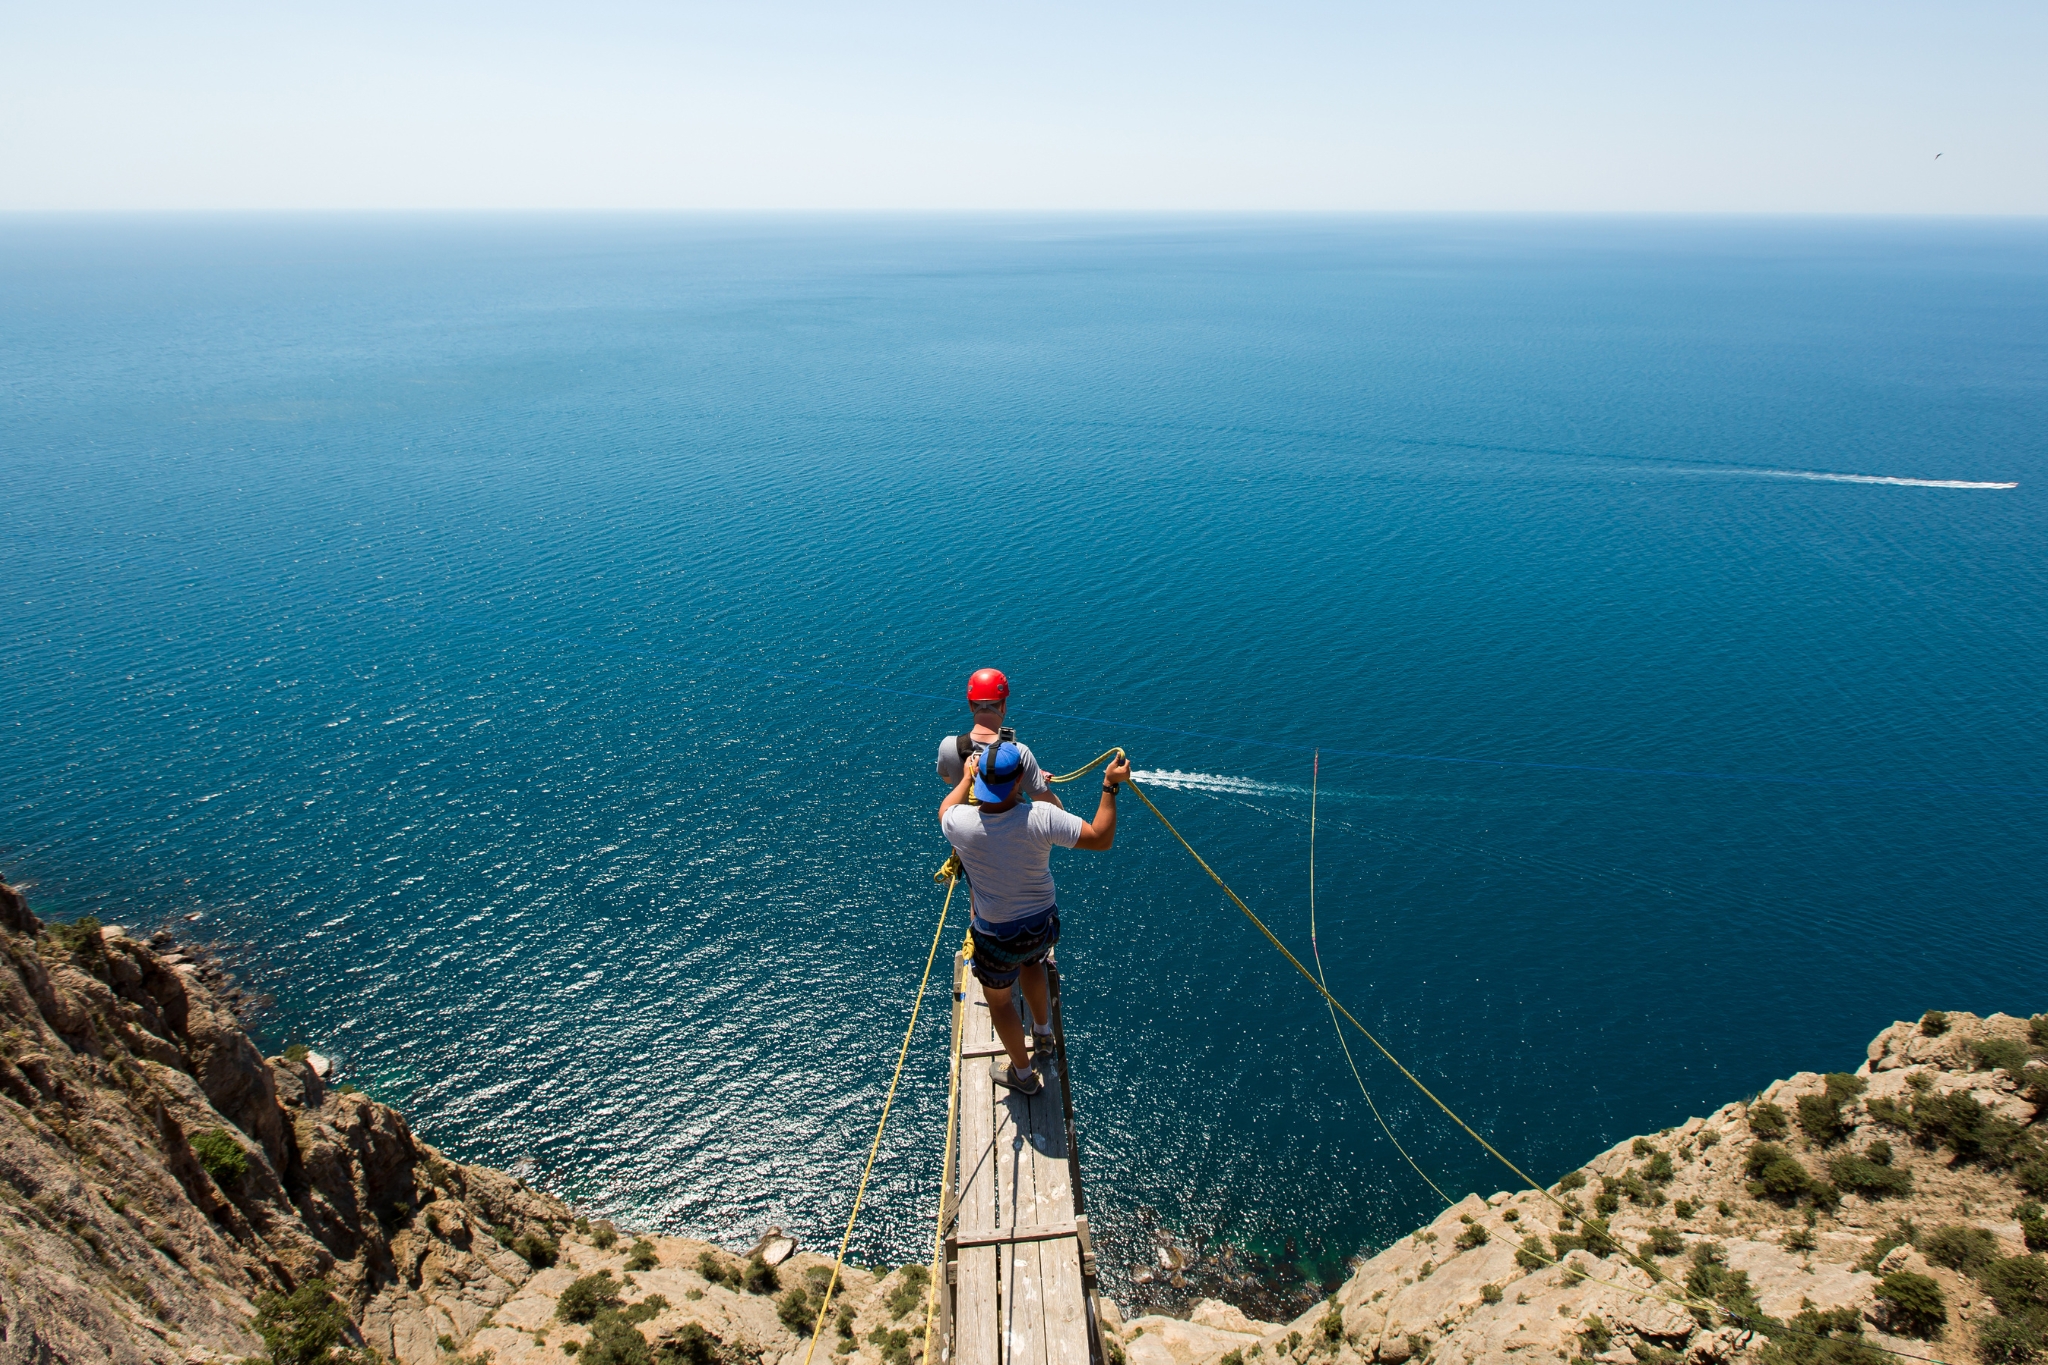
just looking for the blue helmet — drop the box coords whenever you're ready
[972,740,1025,804]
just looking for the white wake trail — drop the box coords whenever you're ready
[1755,469,2016,490]
[1131,769,1303,797]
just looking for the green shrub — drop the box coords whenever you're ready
[1828,1153,1913,1198]
[1876,1271,1948,1339]
[558,1272,625,1323]
[1642,1227,1684,1257]
[868,1327,914,1365]
[1686,1244,1767,1330]
[658,1323,720,1365]
[777,1288,815,1335]
[1481,1284,1503,1304]
[1699,1131,1721,1149]
[1746,1143,1834,1206]
[1643,1151,1675,1184]
[2032,1016,2048,1050]
[1922,1011,1950,1036]
[1974,1038,2033,1075]
[622,1296,668,1325]
[1674,1200,1696,1221]
[190,1128,249,1186]
[1516,1235,1549,1270]
[1221,1352,1244,1365]
[697,1251,737,1288]
[1455,1223,1489,1251]
[583,1310,653,1365]
[1856,1221,1919,1274]
[284,1043,311,1063]
[49,917,103,954]
[1758,1303,1890,1365]
[1319,1305,1343,1344]
[1749,1102,1791,1140]
[1785,1227,1818,1252]
[2018,1204,2048,1254]
[887,1264,930,1318]
[1867,1140,1892,1165]
[515,1232,558,1268]
[1924,1225,2000,1273]
[740,1255,778,1294]
[1634,1139,1658,1158]
[2022,1159,2048,1200]
[624,1239,660,1273]
[1577,1316,1612,1355]
[1974,1313,2047,1365]
[1557,1170,1587,1192]
[250,1278,350,1365]
[591,1221,619,1250]
[1981,1256,2048,1319]
[1798,1095,1852,1147]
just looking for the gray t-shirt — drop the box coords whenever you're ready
[935,735,1053,799]
[941,801,1087,926]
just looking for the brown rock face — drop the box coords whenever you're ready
[0,883,572,1364]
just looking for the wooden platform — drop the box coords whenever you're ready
[937,949,1105,1365]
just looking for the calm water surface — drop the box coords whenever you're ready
[3,215,2044,1302]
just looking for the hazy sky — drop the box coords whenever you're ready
[5,1,2044,213]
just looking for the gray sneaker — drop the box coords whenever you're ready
[991,1058,1044,1096]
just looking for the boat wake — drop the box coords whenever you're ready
[1752,469,2015,490]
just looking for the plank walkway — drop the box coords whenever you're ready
[937,949,1105,1365]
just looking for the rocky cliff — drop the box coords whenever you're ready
[0,882,572,1364]
[4,870,2042,1365]
[1106,1010,2048,1365]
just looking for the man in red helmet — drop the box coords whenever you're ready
[935,667,1062,808]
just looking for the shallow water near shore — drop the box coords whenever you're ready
[3,215,2046,1308]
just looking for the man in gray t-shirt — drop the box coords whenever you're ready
[939,737,1130,1097]
[936,666,1062,807]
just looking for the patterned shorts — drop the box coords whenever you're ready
[968,908,1061,989]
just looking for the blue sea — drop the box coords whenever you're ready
[4,215,2045,1305]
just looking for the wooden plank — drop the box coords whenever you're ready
[955,1223,1077,1248]
[955,988,1000,1365]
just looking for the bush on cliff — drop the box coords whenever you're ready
[559,1272,625,1323]
[1749,1102,1791,1140]
[625,1238,660,1272]
[1758,1304,1889,1365]
[658,1323,720,1365]
[2018,1203,2048,1253]
[251,1278,351,1365]
[1922,1012,1951,1036]
[698,1251,740,1288]
[740,1254,779,1294]
[590,1220,619,1249]
[887,1263,931,1318]
[1876,1271,1947,1339]
[777,1287,817,1335]
[1745,1143,1837,1207]
[48,916,103,955]
[582,1310,654,1365]
[191,1128,249,1186]
[1828,1152,1913,1199]
[1924,1225,2000,1274]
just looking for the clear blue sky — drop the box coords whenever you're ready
[5,0,2043,212]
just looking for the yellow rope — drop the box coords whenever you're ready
[1045,749,1125,784]
[1122,771,1963,1365]
[921,923,969,1365]
[1122,773,1566,1210]
[1307,750,1455,1208]
[802,876,958,1364]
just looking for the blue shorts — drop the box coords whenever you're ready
[968,908,1061,989]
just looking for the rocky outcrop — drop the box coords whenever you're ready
[0,882,572,1364]
[1101,1011,2047,1365]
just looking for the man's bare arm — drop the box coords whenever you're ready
[939,753,978,822]
[1072,754,1131,850]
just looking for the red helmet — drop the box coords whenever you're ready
[966,668,1010,704]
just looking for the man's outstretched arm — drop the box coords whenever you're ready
[1072,754,1131,850]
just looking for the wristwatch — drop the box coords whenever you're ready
[1101,783,1118,794]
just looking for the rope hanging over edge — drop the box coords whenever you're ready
[801,875,958,1365]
